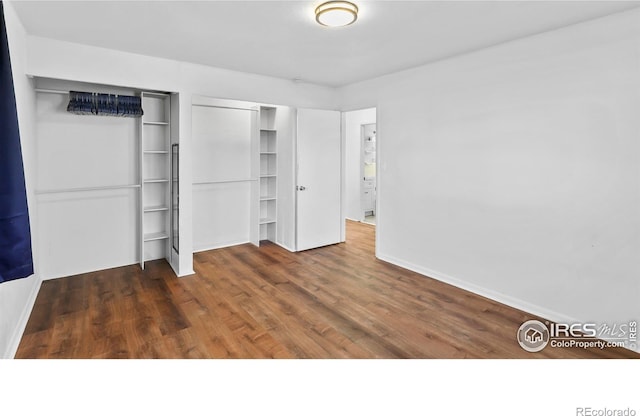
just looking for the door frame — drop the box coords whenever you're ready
[340,107,379,249]
[360,122,376,220]
[293,106,380,253]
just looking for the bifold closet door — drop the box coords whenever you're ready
[35,88,138,279]
[191,103,258,251]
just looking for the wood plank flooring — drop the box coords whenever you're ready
[16,221,639,358]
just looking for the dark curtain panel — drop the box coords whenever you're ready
[0,1,34,283]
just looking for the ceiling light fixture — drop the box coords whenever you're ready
[315,1,358,27]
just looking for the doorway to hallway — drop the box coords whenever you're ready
[361,123,376,225]
[343,107,377,245]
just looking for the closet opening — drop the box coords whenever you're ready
[32,77,180,279]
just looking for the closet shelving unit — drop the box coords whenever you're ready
[140,92,172,268]
[259,106,277,243]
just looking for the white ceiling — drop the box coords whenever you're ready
[13,1,640,87]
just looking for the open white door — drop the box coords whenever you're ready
[296,108,341,251]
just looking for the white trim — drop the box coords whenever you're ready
[377,252,640,353]
[5,276,42,359]
[377,252,578,324]
[374,108,381,259]
[193,240,250,253]
[197,240,295,256]
[340,112,346,243]
[275,241,296,252]
[175,269,195,278]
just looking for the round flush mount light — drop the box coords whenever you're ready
[315,1,359,27]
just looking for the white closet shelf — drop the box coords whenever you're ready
[260,129,277,132]
[144,205,169,212]
[140,91,172,271]
[142,91,171,98]
[260,174,277,178]
[144,232,169,242]
[259,217,276,225]
[260,152,277,155]
[35,88,68,95]
[260,197,276,201]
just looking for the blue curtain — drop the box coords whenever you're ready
[0,1,34,283]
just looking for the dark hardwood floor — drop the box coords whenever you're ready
[16,221,639,358]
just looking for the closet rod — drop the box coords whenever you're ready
[36,184,141,195]
[35,88,68,95]
[142,91,171,97]
[192,103,258,112]
[193,179,258,185]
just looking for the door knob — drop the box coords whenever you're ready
[297,186,306,191]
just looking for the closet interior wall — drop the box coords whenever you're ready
[191,97,258,252]
[34,78,176,279]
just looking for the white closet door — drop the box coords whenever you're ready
[296,108,341,251]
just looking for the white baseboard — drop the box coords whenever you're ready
[275,241,295,253]
[176,269,196,278]
[5,275,42,359]
[376,252,579,325]
[377,252,639,353]
[193,240,250,253]
[169,257,195,278]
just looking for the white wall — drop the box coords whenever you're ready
[0,1,41,359]
[26,36,339,110]
[338,9,640,330]
[343,108,376,222]
[274,106,297,251]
